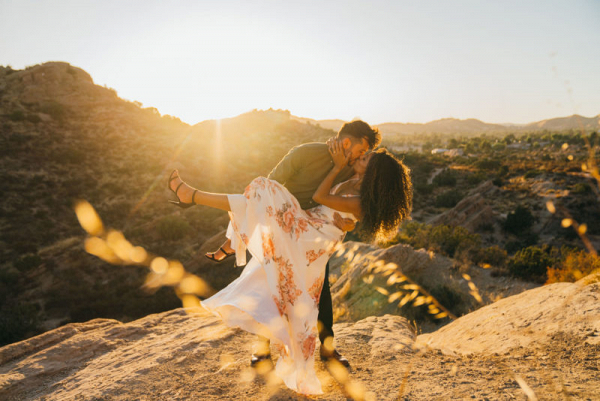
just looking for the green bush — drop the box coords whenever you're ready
[435,189,463,208]
[429,284,467,317]
[475,159,501,171]
[524,170,541,179]
[503,206,535,235]
[476,222,495,233]
[546,249,600,283]
[0,269,19,286]
[472,245,508,267]
[13,254,42,272]
[492,143,506,151]
[26,113,41,123]
[429,225,480,258]
[467,171,487,185]
[572,182,592,194]
[157,216,192,241]
[492,177,504,187]
[508,246,554,282]
[432,170,457,187]
[40,101,67,121]
[0,301,41,346]
[8,110,26,121]
[414,182,433,195]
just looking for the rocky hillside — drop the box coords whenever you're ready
[1,273,598,400]
[0,62,337,346]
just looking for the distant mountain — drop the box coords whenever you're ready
[289,115,346,132]
[377,118,507,135]
[286,115,600,136]
[525,114,600,132]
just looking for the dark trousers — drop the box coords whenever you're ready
[317,261,334,344]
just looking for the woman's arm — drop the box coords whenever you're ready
[312,140,362,218]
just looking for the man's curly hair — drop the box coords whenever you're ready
[358,149,413,242]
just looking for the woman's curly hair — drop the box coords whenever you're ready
[358,149,413,242]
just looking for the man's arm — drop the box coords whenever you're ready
[267,145,304,184]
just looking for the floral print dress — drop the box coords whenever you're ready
[201,177,356,395]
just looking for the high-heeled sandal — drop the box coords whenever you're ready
[168,170,197,209]
[205,247,235,262]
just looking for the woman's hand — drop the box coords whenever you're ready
[328,139,350,170]
[333,212,356,232]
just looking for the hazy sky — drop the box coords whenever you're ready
[1,0,599,125]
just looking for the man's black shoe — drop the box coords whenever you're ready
[250,353,272,367]
[320,349,350,368]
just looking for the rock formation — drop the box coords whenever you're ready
[427,180,498,232]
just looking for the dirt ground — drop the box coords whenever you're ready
[1,309,598,401]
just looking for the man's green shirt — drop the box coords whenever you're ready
[267,142,355,210]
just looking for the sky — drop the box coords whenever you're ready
[1,0,599,125]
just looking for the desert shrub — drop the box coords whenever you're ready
[414,182,433,195]
[429,284,467,317]
[26,113,41,123]
[0,300,41,346]
[492,177,504,187]
[476,222,495,233]
[505,231,540,254]
[8,110,26,121]
[503,206,535,235]
[435,189,463,208]
[572,182,592,194]
[429,225,480,258]
[13,254,42,272]
[472,245,508,267]
[0,269,19,287]
[61,148,86,164]
[157,216,191,241]
[475,159,501,171]
[432,170,457,187]
[546,249,600,283]
[508,246,554,282]
[467,171,487,185]
[492,142,506,151]
[8,132,28,144]
[524,170,541,179]
[39,101,67,121]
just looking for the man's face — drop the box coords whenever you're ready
[343,137,370,166]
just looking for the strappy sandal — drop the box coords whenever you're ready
[205,246,235,262]
[168,170,197,209]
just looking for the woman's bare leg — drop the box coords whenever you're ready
[169,170,231,211]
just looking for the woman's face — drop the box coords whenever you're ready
[353,152,373,176]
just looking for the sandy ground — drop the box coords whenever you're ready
[1,304,599,401]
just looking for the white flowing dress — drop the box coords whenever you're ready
[201,177,356,395]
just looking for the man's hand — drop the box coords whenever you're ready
[333,212,356,232]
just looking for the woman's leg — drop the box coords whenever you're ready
[206,238,235,261]
[169,170,231,211]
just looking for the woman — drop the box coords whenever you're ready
[168,141,412,395]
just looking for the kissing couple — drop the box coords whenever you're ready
[167,120,413,395]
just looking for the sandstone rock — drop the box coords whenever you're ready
[416,272,600,354]
[0,308,414,400]
[328,241,536,324]
[428,180,498,232]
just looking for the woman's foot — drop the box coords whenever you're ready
[205,239,235,262]
[168,170,197,206]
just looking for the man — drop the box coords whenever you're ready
[208,120,381,368]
